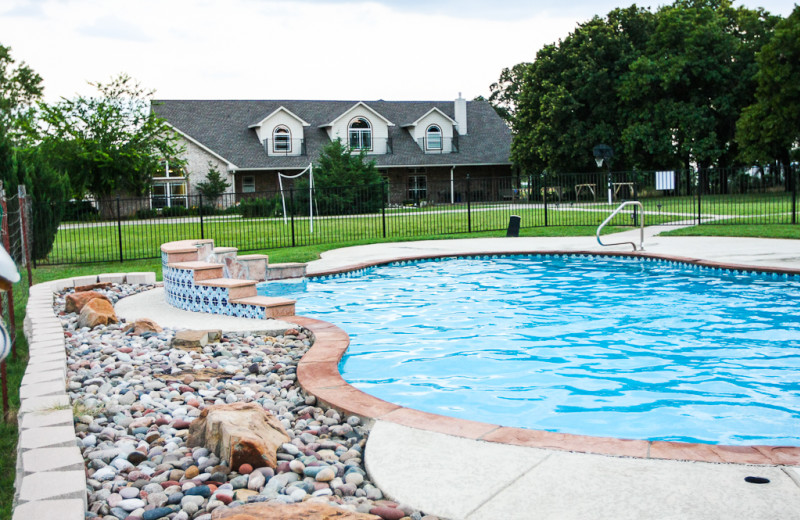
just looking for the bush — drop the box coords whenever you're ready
[161,205,188,217]
[134,207,159,220]
[239,196,282,218]
[189,204,220,216]
[63,200,99,221]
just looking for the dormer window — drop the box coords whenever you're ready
[426,125,443,150]
[273,126,291,153]
[348,117,372,150]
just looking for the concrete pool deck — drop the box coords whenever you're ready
[109,229,800,519]
[298,228,800,520]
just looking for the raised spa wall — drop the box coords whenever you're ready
[160,239,305,319]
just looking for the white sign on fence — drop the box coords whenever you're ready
[655,170,676,191]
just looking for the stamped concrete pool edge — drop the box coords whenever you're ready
[294,250,800,466]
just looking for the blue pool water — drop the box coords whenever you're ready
[258,255,800,445]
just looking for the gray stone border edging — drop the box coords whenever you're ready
[12,272,156,520]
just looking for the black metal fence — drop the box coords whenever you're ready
[30,167,798,266]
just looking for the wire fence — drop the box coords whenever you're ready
[28,167,799,266]
[0,186,32,421]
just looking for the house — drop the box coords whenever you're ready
[151,95,512,207]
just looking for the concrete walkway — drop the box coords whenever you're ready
[301,229,800,520]
[306,226,800,275]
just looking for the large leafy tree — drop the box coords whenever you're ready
[620,0,777,182]
[0,43,68,261]
[0,43,43,143]
[36,74,183,200]
[511,6,654,174]
[488,62,530,128]
[736,5,800,176]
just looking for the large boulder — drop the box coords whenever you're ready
[187,402,289,470]
[172,329,222,351]
[74,281,113,292]
[211,502,380,520]
[77,298,118,328]
[65,290,111,313]
[123,318,163,335]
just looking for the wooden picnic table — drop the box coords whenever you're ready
[575,183,596,201]
[613,182,635,200]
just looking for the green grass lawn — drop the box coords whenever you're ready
[45,205,639,265]
[659,223,800,239]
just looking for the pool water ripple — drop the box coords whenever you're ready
[260,256,800,445]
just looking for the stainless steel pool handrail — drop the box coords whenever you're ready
[596,201,645,251]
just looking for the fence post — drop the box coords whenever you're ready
[792,164,797,225]
[116,197,124,262]
[17,186,32,286]
[381,181,387,239]
[198,193,205,239]
[696,170,702,226]
[466,174,472,233]
[1,188,16,360]
[289,188,296,247]
[543,175,548,227]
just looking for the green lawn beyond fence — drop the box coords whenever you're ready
[34,177,799,266]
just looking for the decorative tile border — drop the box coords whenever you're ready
[293,252,800,466]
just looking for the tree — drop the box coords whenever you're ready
[511,6,654,173]
[36,73,184,200]
[0,43,43,144]
[487,62,530,127]
[195,162,231,207]
[0,43,68,262]
[620,0,778,177]
[295,139,383,216]
[736,5,800,177]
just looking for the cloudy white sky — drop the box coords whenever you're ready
[1,0,795,102]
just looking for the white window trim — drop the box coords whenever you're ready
[242,175,256,193]
[273,126,292,153]
[348,117,373,151]
[426,124,443,151]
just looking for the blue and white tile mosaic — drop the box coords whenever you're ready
[163,263,266,319]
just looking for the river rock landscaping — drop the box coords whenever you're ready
[55,283,439,520]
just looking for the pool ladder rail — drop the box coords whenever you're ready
[596,201,645,251]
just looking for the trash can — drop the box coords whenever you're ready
[506,215,521,237]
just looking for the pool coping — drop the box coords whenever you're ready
[292,250,800,466]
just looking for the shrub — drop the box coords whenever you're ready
[189,204,219,216]
[239,196,281,218]
[161,205,188,217]
[134,207,159,220]
[63,200,99,222]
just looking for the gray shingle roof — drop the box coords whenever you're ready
[151,99,512,170]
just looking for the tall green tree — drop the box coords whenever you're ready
[736,5,800,176]
[295,139,383,216]
[511,6,654,174]
[0,43,69,261]
[36,73,183,200]
[0,43,43,144]
[620,0,777,178]
[488,62,530,128]
[195,162,231,207]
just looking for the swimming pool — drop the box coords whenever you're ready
[259,255,800,445]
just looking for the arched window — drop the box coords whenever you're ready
[273,126,291,153]
[426,125,442,150]
[348,117,372,150]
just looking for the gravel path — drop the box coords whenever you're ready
[57,283,440,520]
